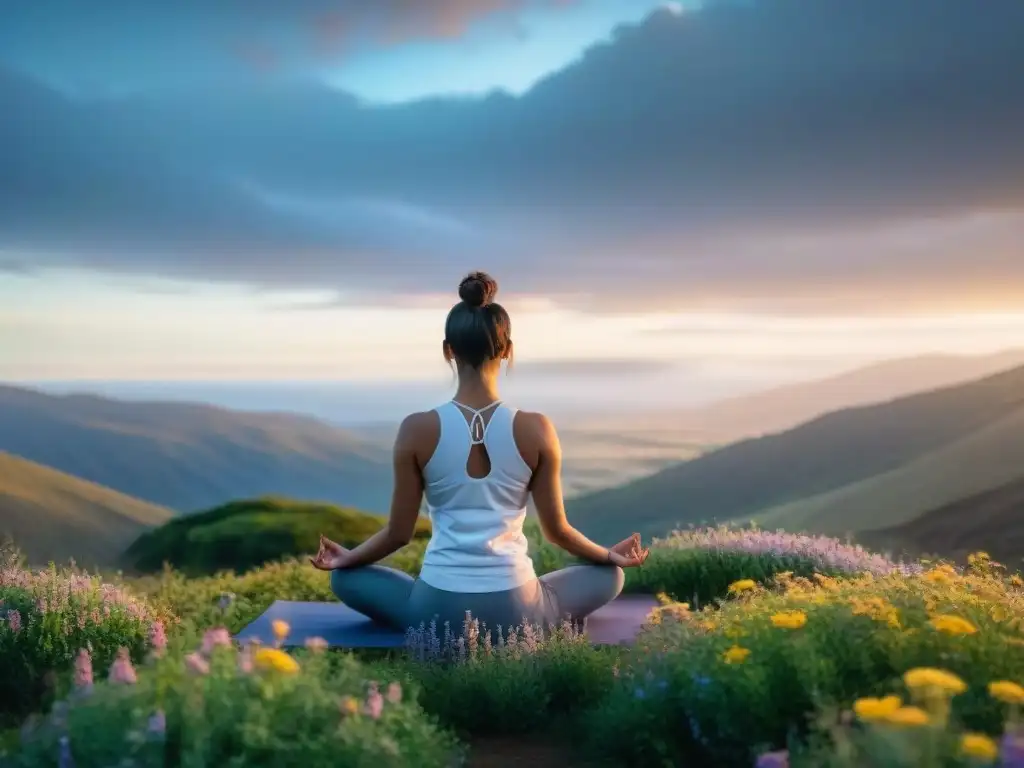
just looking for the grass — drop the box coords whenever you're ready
[3,521,1023,767]
[0,451,172,570]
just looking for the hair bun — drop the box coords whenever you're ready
[458,271,498,308]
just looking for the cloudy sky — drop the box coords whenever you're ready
[2,0,1024,397]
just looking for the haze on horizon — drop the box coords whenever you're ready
[2,0,1023,401]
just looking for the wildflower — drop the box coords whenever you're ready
[728,579,757,594]
[254,647,300,675]
[200,627,232,656]
[930,615,978,636]
[722,645,751,664]
[108,648,138,685]
[237,644,254,674]
[304,636,328,653]
[364,684,384,720]
[58,735,74,768]
[959,732,999,761]
[217,592,235,612]
[73,648,94,690]
[903,668,967,696]
[885,706,930,727]
[386,681,402,703]
[272,620,290,645]
[989,681,1024,705]
[339,696,360,716]
[755,750,789,768]
[147,710,166,738]
[1000,732,1024,767]
[771,611,807,630]
[853,695,902,722]
[958,733,999,765]
[1010,575,1023,588]
[149,621,167,657]
[924,565,958,583]
[5,608,22,633]
[184,652,210,676]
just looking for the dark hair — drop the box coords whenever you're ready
[444,271,513,370]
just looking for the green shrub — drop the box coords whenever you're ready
[124,497,431,576]
[0,559,165,728]
[15,631,460,768]
[389,614,619,739]
[585,564,1024,766]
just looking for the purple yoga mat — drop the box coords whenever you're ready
[235,595,660,649]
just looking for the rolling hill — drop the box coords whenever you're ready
[0,385,394,514]
[567,364,1024,542]
[0,451,173,568]
[576,349,1024,443]
[858,478,1024,566]
[123,497,432,576]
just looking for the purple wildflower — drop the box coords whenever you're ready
[147,710,167,739]
[755,750,790,768]
[5,608,21,633]
[1002,732,1024,768]
[58,735,75,768]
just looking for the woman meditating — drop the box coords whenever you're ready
[310,271,649,633]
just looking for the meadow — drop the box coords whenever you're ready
[3,522,1024,767]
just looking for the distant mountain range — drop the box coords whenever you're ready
[0,451,172,568]
[577,349,1024,442]
[3,349,1024,567]
[0,385,395,514]
[568,363,1024,552]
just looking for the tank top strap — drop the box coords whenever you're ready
[450,399,502,445]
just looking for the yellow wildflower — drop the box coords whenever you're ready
[885,706,930,727]
[929,615,978,636]
[988,680,1024,705]
[991,605,1011,623]
[253,647,300,675]
[903,668,967,696]
[960,733,998,761]
[698,619,718,632]
[722,645,751,664]
[1010,575,1023,588]
[271,620,291,642]
[924,566,956,584]
[728,579,757,594]
[339,695,360,716]
[655,592,672,606]
[853,695,902,722]
[771,611,808,630]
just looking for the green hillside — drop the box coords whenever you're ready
[567,364,1024,542]
[0,451,173,568]
[0,385,394,513]
[859,477,1024,566]
[123,497,432,575]
[751,405,1024,535]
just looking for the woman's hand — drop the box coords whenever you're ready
[309,535,351,571]
[607,532,650,568]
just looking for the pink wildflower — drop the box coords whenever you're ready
[73,648,94,689]
[149,621,167,657]
[237,644,254,674]
[364,685,384,720]
[6,608,22,633]
[200,627,232,656]
[108,648,137,685]
[304,636,328,653]
[386,681,402,704]
[184,652,210,675]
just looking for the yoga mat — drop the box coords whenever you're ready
[235,595,661,649]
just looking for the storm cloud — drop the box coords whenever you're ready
[2,0,1023,312]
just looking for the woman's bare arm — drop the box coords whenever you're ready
[527,413,616,564]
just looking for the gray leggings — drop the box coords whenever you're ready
[330,564,625,634]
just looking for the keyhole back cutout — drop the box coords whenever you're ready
[452,400,500,481]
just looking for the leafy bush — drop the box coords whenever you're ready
[391,614,619,739]
[585,557,1024,766]
[15,627,460,768]
[124,497,431,576]
[0,557,166,727]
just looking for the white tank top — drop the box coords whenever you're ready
[418,400,537,593]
